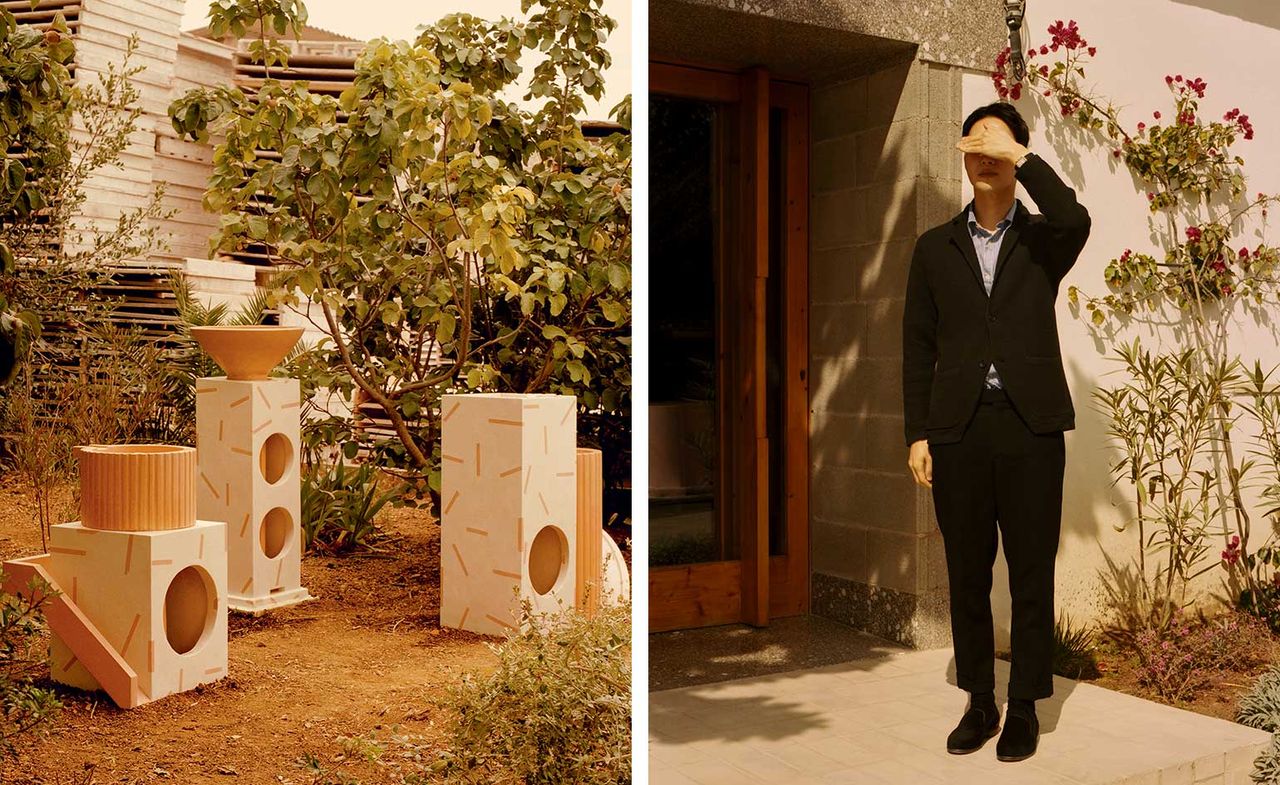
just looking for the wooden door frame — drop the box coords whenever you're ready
[648,61,810,632]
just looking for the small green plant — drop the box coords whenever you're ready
[300,454,403,554]
[1238,664,1280,732]
[1051,611,1100,680]
[1251,734,1280,785]
[429,595,631,784]
[0,571,62,761]
[294,753,361,785]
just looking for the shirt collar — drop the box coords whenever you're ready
[967,199,1019,236]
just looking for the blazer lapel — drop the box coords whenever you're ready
[948,215,985,295]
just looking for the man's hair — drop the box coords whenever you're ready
[962,102,1030,147]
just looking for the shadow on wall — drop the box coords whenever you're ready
[807,56,936,610]
[1171,0,1280,30]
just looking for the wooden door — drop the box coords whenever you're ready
[648,61,809,631]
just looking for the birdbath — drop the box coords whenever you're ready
[189,325,303,380]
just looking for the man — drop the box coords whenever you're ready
[901,101,1090,762]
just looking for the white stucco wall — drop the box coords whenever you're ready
[960,0,1280,645]
[179,0,632,121]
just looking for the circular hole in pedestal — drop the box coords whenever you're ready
[528,524,569,596]
[164,565,216,656]
[259,507,293,559]
[259,433,293,485]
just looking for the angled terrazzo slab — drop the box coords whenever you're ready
[195,377,310,612]
[440,393,578,636]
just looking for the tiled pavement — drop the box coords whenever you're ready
[650,646,1273,785]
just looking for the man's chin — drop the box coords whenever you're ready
[971,180,1009,192]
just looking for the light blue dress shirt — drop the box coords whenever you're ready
[966,199,1019,390]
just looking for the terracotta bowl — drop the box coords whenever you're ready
[189,326,303,381]
[76,444,197,531]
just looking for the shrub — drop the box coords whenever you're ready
[0,571,61,761]
[1129,608,1268,702]
[300,455,402,554]
[1238,664,1280,732]
[1252,733,1280,785]
[427,596,631,785]
[1051,611,1100,680]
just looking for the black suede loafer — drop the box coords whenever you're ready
[946,705,1000,754]
[995,706,1039,761]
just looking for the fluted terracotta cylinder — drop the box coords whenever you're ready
[575,448,604,617]
[77,445,197,531]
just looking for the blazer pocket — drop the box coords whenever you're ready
[926,373,966,428]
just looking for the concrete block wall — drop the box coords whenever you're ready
[808,57,965,649]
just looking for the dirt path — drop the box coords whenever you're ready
[0,478,630,785]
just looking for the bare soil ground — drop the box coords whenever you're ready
[0,478,632,785]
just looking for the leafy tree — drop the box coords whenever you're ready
[171,0,631,505]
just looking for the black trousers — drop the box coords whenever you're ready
[929,386,1065,701]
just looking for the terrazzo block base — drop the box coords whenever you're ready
[196,377,311,613]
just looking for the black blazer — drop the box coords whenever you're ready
[901,153,1091,446]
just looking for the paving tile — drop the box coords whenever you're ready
[796,733,887,768]
[649,740,720,767]
[715,745,808,781]
[755,741,852,776]
[679,759,768,785]
[648,770,704,785]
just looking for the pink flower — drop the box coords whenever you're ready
[1154,111,1162,120]
[1040,45,1049,55]
[1186,225,1202,241]
[1048,19,1085,50]
[1175,74,1183,82]
[1165,75,1174,85]
[1088,46,1097,57]
[1240,247,1250,258]
[1113,150,1121,158]
[1137,122,1146,131]
[1010,83,1023,101]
